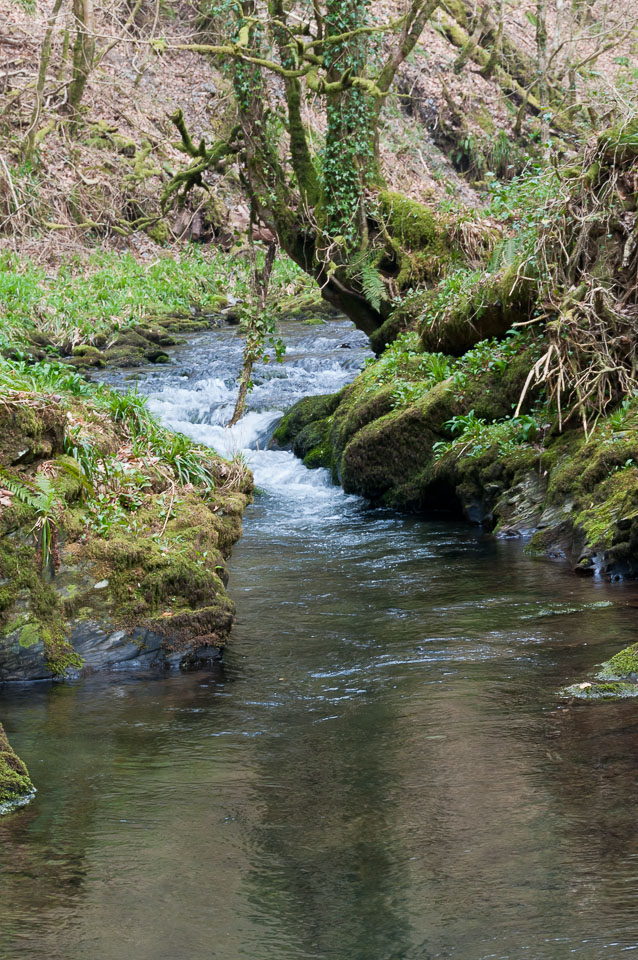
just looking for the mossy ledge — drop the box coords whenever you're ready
[273,332,638,580]
[0,363,253,682]
[0,723,35,815]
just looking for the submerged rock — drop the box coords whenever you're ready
[0,723,35,814]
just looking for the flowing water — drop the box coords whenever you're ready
[2,318,638,960]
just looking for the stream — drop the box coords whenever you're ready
[2,317,638,959]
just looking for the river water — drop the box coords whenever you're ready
[2,318,638,959]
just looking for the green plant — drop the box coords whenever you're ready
[141,429,216,489]
[1,471,61,569]
[103,386,151,436]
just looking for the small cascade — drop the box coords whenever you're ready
[104,316,371,500]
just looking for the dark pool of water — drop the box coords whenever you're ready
[2,321,638,959]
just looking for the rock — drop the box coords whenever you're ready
[560,642,638,700]
[0,723,35,815]
[0,398,66,469]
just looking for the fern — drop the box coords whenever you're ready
[488,236,521,272]
[346,246,387,312]
[0,471,38,509]
[56,454,95,498]
[0,470,60,569]
[360,263,385,312]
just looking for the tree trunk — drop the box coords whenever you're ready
[536,0,549,153]
[23,0,65,161]
[65,0,96,126]
[227,241,277,427]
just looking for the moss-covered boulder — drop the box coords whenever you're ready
[339,382,453,506]
[0,399,65,468]
[271,392,344,448]
[561,643,638,700]
[0,382,253,681]
[0,723,34,814]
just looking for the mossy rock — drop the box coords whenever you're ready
[145,349,170,364]
[271,392,344,447]
[292,419,334,471]
[66,354,106,370]
[0,723,34,814]
[104,346,146,367]
[561,680,638,700]
[329,382,398,470]
[136,324,177,347]
[146,220,171,245]
[72,344,101,358]
[0,399,65,468]
[338,382,455,507]
[596,642,638,682]
[560,640,638,701]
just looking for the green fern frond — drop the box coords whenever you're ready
[360,263,385,313]
[0,471,39,510]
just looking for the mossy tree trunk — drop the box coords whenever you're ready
[170,0,443,339]
[64,0,96,127]
[227,240,278,427]
[23,0,65,161]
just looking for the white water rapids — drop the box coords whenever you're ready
[106,316,371,504]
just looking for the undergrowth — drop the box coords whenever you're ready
[0,246,307,349]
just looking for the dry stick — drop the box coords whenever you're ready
[95,0,144,65]
[159,480,176,538]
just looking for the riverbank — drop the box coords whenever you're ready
[274,330,638,581]
[0,246,326,367]
[0,354,252,686]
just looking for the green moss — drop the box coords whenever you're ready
[597,118,638,163]
[419,266,537,356]
[72,344,101,358]
[379,191,440,248]
[272,393,343,447]
[19,622,40,648]
[378,191,454,288]
[0,723,34,812]
[146,220,170,245]
[596,642,638,681]
[292,419,334,471]
[575,467,638,551]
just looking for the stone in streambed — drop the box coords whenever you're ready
[0,723,35,815]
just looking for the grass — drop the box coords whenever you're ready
[0,355,228,495]
[0,245,307,349]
